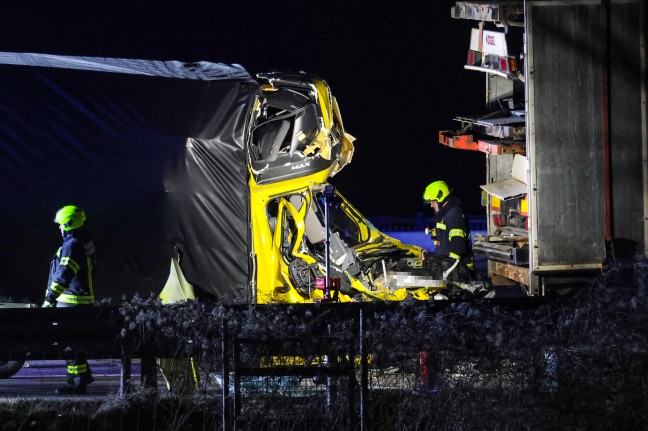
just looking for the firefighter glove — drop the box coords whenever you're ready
[42,299,54,308]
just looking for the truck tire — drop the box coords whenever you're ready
[0,360,25,378]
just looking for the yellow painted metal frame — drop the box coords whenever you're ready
[248,73,438,304]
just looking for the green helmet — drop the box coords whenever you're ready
[423,181,451,203]
[54,205,86,231]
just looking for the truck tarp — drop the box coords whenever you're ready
[0,52,260,304]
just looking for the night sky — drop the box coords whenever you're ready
[0,1,488,217]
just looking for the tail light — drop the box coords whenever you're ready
[467,50,482,66]
[499,57,508,73]
[508,57,517,73]
[499,57,516,74]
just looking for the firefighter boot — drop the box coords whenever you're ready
[55,374,95,395]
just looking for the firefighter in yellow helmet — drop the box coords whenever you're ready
[423,181,476,279]
[43,205,96,395]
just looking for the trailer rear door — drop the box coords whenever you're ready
[527,1,607,273]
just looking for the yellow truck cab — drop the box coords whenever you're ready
[247,72,463,303]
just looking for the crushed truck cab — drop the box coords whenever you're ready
[247,72,453,303]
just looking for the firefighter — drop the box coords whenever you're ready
[423,181,476,279]
[43,205,96,395]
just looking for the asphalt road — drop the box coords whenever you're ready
[0,359,156,399]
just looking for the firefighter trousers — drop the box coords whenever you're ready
[57,301,94,388]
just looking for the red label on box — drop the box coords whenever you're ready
[315,278,340,290]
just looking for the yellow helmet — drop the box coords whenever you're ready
[423,181,451,203]
[54,205,86,231]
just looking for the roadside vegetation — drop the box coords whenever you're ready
[2,256,647,430]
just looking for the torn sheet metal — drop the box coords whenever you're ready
[451,2,524,26]
[480,154,528,200]
[248,72,355,185]
[481,178,527,200]
[455,113,525,140]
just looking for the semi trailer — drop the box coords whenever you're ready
[440,0,646,294]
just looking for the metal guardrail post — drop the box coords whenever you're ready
[140,349,158,394]
[359,305,368,431]
[119,356,132,397]
[348,336,356,431]
[233,337,241,422]
[222,319,230,431]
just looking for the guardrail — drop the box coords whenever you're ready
[370,213,487,252]
[0,263,642,430]
[369,213,487,233]
[0,306,154,396]
[0,299,552,430]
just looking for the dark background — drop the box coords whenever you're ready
[0,1,487,217]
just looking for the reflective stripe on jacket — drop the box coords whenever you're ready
[45,228,96,305]
[431,195,474,270]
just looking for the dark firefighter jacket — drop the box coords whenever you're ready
[46,228,96,305]
[430,194,475,273]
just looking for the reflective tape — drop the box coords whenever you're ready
[58,294,94,305]
[436,222,447,230]
[67,363,89,375]
[60,257,80,274]
[449,228,466,240]
[49,282,66,295]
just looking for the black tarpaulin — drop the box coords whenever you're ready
[0,52,260,304]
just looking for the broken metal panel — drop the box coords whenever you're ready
[291,195,326,244]
[451,2,524,27]
[455,113,525,140]
[487,154,515,187]
[249,72,353,186]
[487,75,516,109]
[527,2,606,271]
[473,239,528,265]
[481,178,526,201]
[481,154,528,200]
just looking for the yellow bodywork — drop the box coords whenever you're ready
[250,176,435,303]
[248,72,443,304]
